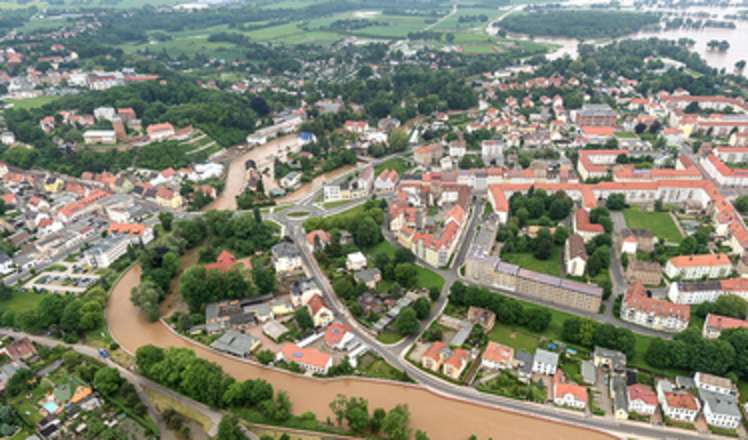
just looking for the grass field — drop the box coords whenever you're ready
[501,246,562,277]
[3,95,60,110]
[0,291,44,314]
[623,206,683,243]
[367,240,444,292]
[374,157,410,176]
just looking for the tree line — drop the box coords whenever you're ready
[135,345,424,439]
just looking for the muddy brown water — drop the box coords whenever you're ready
[107,265,615,440]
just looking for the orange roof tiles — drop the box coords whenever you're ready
[281,343,331,369]
[624,282,690,321]
[483,342,513,365]
[668,253,731,268]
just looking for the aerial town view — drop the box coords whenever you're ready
[1,0,748,438]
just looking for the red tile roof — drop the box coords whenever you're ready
[280,343,331,369]
[668,253,731,268]
[624,282,690,321]
[627,384,657,406]
[324,322,350,346]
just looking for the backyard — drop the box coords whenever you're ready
[623,206,682,244]
[501,245,562,277]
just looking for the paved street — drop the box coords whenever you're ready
[267,180,707,440]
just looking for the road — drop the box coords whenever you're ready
[424,1,458,31]
[270,184,707,439]
[97,137,716,439]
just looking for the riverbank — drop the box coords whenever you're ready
[106,264,615,440]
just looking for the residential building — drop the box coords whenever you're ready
[278,343,332,375]
[346,252,367,271]
[84,235,132,268]
[290,278,321,307]
[627,384,658,416]
[305,229,331,252]
[353,268,381,289]
[481,342,514,371]
[553,372,588,410]
[610,375,629,420]
[0,252,14,275]
[210,330,260,358]
[625,260,662,286]
[664,253,732,280]
[532,349,559,376]
[621,282,690,332]
[694,372,736,396]
[700,389,741,429]
[593,347,626,372]
[324,322,353,350]
[575,104,617,127]
[374,169,399,193]
[83,130,117,145]
[146,122,175,142]
[280,171,302,190]
[668,278,748,304]
[464,246,603,313]
[657,379,700,423]
[306,294,334,328]
[271,241,303,273]
[564,233,587,277]
[204,250,251,273]
[467,306,496,332]
[421,342,469,380]
[572,209,604,242]
[703,313,748,339]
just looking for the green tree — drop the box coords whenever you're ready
[94,367,123,396]
[217,415,247,440]
[412,297,431,320]
[382,405,411,440]
[395,307,419,336]
[295,307,314,331]
[159,212,174,231]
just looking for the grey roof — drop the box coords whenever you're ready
[699,389,741,418]
[611,375,629,413]
[244,303,272,317]
[516,351,533,375]
[581,360,596,385]
[678,280,721,292]
[450,323,473,347]
[272,241,300,259]
[262,320,289,340]
[291,278,319,295]
[579,104,616,117]
[533,348,559,367]
[354,268,381,284]
[594,346,627,370]
[676,376,696,389]
[210,330,258,357]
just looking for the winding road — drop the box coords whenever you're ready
[104,141,712,440]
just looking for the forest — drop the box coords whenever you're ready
[499,10,660,39]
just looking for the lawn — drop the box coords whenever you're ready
[357,353,409,381]
[3,95,60,110]
[374,157,410,176]
[623,206,682,244]
[0,291,44,314]
[376,330,404,344]
[366,240,445,291]
[501,246,562,277]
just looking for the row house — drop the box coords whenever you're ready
[620,282,690,332]
[702,313,748,339]
[664,253,732,280]
[668,278,748,304]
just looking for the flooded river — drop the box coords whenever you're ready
[495,2,748,76]
[107,264,614,440]
[208,135,356,210]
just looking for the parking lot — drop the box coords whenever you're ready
[26,266,100,294]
